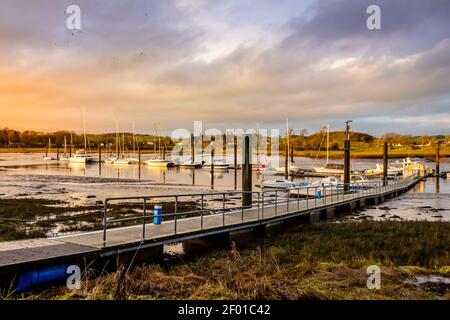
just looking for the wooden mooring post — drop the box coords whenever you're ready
[383,142,388,186]
[242,135,252,208]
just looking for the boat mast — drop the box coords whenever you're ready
[132,122,136,157]
[83,107,87,151]
[64,136,67,155]
[115,121,119,158]
[256,122,259,165]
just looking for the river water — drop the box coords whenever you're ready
[0,153,449,222]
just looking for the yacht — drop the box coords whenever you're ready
[114,158,131,165]
[203,159,229,169]
[145,159,175,167]
[313,163,344,175]
[69,149,94,164]
[69,108,94,164]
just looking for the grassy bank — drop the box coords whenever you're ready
[28,221,450,300]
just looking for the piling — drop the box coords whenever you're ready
[191,134,195,163]
[211,148,215,190]
[98,145,102,163]
[290,145,294,163]
[234,136,238,190]
[163,143,166,160]
[284,143,289,178]
[45,146,48,158]
[138,148,141,164]
[343,121,352,192]
[56,148,59,161]
[242,135,252,207]
[383,142,388,186]
[223,133,227,157]
[435,141,441,176]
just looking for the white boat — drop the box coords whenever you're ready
[145,159,174,167]
[59,136,70,162]
[104,156,118,164]
[69,108,94,164]
[114,158,131,165]
[69,149,94,164]
[43,137,55,160]
[261,179,300,189]
[446,172,450,179]
[276,162,300,174]
[312,125,347,175]
[179,160,202,168]
[313,163,344,175]
[203,159,229,169]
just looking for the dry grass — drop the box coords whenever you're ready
[24,221,450,300]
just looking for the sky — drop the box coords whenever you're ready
[0,0,450,136]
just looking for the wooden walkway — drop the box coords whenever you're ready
[0,177,420,270]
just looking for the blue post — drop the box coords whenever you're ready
[153,205,162,225]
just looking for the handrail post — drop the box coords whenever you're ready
[262,192,265,219]
[257,192,260,219]
[103,200,108,248]
[287,189,290,213]
[142,198,147,241]
[275,190,278,216]
[201,194,204,230]
[306,187,309,209]
[174,196,178,234]
[297,188,300,210]
[315,187,317,207]
[224,193,227,225]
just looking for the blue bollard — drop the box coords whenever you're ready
[316,189,322,199]
[153,205,162,225]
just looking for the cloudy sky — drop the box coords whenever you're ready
[1,0,450,136]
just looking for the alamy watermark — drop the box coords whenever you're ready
[66,5,81,30]
[366,265,381,290]
[367,5,381,30]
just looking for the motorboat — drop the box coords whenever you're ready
[276,162,300,174]
[365,163,402,176]
[261,179,309,189]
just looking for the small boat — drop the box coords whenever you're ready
[59,136,70,162]
[313,163,344,175]
[203,159,229,169]
[69,109,94,164]
[69,149,94,164]
[276,162,300,174]
[104,156,118,164]
[145,159,175,167]
[261,179,299,189]
[261,179,311,189]
[114,158,131,165]
[179,160,203,168]
[446,172,450,179]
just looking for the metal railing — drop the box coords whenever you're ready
[101,176,418,247]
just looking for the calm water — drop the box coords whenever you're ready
[0,153,449,222]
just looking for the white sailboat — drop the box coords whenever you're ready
[114,133,131,165]
[313,125,345,175]
[145,125,175,167]
[59,136,70,162]
[69,108,94,164]
[203,159,230,169]
[43,138,54,160]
